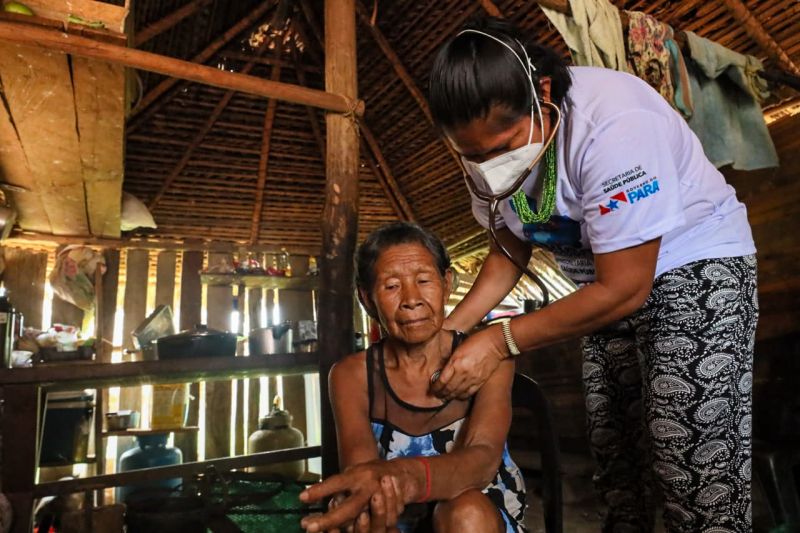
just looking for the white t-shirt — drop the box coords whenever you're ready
[470,67,755,284]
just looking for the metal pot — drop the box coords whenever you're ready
[249,322,293,355]
[156,324,236,359]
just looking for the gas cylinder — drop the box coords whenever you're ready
[117,433,182,502]
[248,396,305,480]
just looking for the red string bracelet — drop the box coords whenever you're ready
[413,456,431,503]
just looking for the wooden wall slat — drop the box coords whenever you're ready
[175,250,203,462]
[155,251,177,310]
[119,249,149,417]
[279,256,314,445]
[204,252,233,459]
[99,249,120,363]
[1,248,47,330]
[234,282,246,455]
[246,285,264,449]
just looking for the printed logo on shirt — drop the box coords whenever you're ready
[599,177,661,215]
[600,165,649,194]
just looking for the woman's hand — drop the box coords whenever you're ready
[431,324,508,401]
[300,465,406,533]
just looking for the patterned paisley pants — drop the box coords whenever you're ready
[582,255,758,533]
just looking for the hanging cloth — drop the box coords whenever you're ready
[625,11,675,105]
[541,0,631,73]
[683,31,778,171]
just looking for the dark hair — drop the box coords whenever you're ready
[356,222,451,294]
[429,17,572,130]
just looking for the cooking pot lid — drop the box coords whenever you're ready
[161,324,231,340]
[47,389,94,402]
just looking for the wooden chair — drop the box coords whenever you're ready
[512,373,563,533]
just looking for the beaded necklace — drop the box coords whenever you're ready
[510,140,557,224]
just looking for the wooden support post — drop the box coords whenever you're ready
[717,0,800,77]
[297,1,420,221]
[2,384,40,533]
[134,0,213,47]
[99,250,120,363]
[320,0,359,477]
[0,21,363,117]
[250,56,283,244]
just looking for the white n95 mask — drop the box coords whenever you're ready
[461,140,543,196]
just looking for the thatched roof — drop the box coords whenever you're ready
[119,0,800,256]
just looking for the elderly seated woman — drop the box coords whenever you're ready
[300,222,526,533]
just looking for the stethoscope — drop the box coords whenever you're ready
[455,29,564,308]
[459,100,562,308]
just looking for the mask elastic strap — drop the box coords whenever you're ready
[458,29,544,145]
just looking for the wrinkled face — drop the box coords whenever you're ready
[363,243,452,346]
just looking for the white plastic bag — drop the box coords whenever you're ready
[49,246,106,310]
[120,192,157,231]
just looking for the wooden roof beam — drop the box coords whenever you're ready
[353,0,464,173]
[0,20,363,116]
[359,138,414,222]
[148,50,268,210]
[132,0,274,116]
[717,0,800,76]
[134,0,213,47]
[250,56,282,244]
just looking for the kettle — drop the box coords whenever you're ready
[248,396,305,479]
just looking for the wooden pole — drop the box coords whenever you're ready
[294,5,417,223]
[717,0,800,77]
[320,0,359,477]
[134,0,213,47]
[250,55,283,244]
[0,21,363,116]
[132,0,274,116]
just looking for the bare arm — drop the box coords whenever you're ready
[446,227,531,332]
[301,358,516,531]
[329,353,380,468]
[432,239,660,400]
[509,238,659,350]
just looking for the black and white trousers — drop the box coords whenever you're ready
[582,255,758,533]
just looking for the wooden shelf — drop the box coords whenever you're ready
[200,273,319,290]
[0,352,318,388]
[102,426,199,438]
[33,446,321,498]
